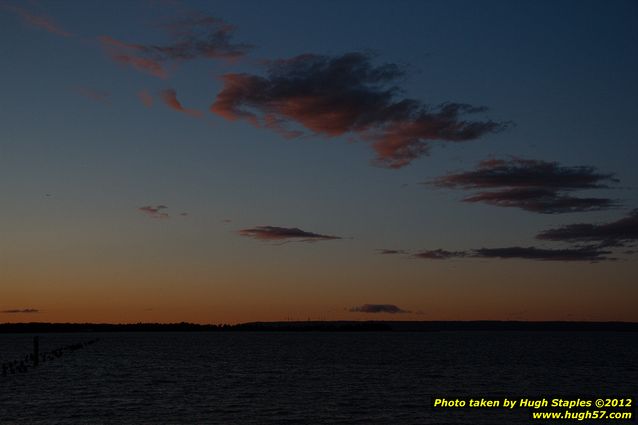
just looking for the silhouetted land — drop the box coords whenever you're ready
[1,321,637,333]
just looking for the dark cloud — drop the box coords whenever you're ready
[100,14,251,78]
[160,89,202,117]
[1,308,39,314]
[238,226,341,242]
[537,209,638,247]
[431,158,619,213]
[211,52,507,168]
[472,246,612,262]
[139,205,170,219]
[377,249,407,255]
[463,188,615,214]
[156,15,252,59]
[409,246,613,262]
[404,209,638,262]
[433,158,618,189]
[413,249,467,260]
[349,304,410,314]
[2,3,72,37]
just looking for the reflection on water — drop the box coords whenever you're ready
[1,332,636,424]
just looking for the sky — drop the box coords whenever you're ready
[1,0,637,323]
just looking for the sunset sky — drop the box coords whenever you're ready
[1,0,637,323]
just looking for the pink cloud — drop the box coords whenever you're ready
[98,14,250,78]
[138,89,153,108]
[210,53,507,168]
[100,36,168,78]
[238,226,341,242]
[76,86,110,104]
[160,89,202,117]
[2,3,72,37]
[139,205,170,219]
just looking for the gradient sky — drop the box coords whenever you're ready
[1,0,637,323]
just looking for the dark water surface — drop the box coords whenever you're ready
[1,332,636,424]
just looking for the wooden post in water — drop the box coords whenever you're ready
[33,336,39,367]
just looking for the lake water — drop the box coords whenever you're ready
[1,332,636,424]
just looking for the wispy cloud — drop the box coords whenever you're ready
[1,308,39,314]
[238,226,341,242]
[377,249,407,255]
[2,2,72,37]
[537,209,638,247]
[349,304,410,313]
[413,249,467,260]
[100,13,251,78]
[403,209,638,262]
[138,205,170,219]
[160,89,202,117]
[157,14,252,60]
[211,52,507,168]
[430,158,619,214]
[412,246,612,262]
[433,158,618,190]
[461,188,615,214]
[100,35,168,78]
[138,89,153,108]
[471,246,612,262]
[76,86,110,104]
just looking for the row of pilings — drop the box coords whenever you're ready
[1,336,99,377]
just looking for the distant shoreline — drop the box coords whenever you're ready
[1,321,637,333]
